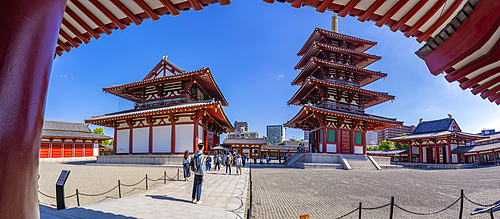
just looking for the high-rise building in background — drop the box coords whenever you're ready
[234,121,248,133]
[227,121,258,139]
[377,125,415,144]
[267,125,285,144]
[304,131,309,141]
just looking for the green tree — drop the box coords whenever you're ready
[378,140,394,150]
[393,133,409,149]
[93,128,112,145]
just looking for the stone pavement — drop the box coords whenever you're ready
[40,167,248,219]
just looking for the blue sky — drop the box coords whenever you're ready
[46,1,500,142]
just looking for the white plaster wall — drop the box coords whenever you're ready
[93,142,99,156]
[327,144,337,153]
[450,144,458,150]
[175,124,194,153]
[422,148,427,163]
[198,126,203,145]
[178,117,192,123]
[354,146,363,154]
[116,129,130,154]
[133,127,149,153]
[153,126,171,153]
[242,148,249,153]
[452,154,458,163]
[319,144,323,153]
[412,146,420,154]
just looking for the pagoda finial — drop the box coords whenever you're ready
[162,55,168,61]
[331,13,338,33]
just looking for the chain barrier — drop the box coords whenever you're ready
[79,185,119,197]
[464,196,495,207]
[120,177,146,187]
[38,190,56,199]
[335,207,359,219]
[394,196,461,216]
[361,203,390,210]
[146,176,163,182]
[65,193,77,198]
[165,172,179,180]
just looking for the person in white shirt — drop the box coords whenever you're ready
[235,154,243,175]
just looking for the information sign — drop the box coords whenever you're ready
[56,170,70,186]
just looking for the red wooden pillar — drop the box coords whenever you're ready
[419,142,423,163]
[322,127,327,153]
[0,0,66,217]
[170,115,176,154]
[477,153,481,166]
[408,141,412,163]
[494,152,498,165]
[72,139,76,157]
[336,128,341,154]
[129,121,133,154]
[447,137,452,164]
[193,119,199,153]
[148,117,153,154]
[113,121,117,154]
[49,138,53,158]
[351,131,355,154]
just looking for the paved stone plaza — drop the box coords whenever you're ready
[250,165,500,219]
[38,161,248,218]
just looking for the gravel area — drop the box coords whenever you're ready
[250,165,500,219]
[38,161,183,208]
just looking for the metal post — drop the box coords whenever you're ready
[146,174,148,190]
[118,180,121,198]
[76,189,80,207]
[177,169,180,181]
[459,189,464,219]
[164,171,166,184]
[390,196,394,219]
[490,208,494,219]
[359,202,362,219]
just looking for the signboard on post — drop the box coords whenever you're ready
[56,170,70,210]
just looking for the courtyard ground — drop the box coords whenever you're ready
[250,165,500,219]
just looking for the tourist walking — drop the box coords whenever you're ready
[183,150,191,181]
[191,144,205,204]
[206,154,212,171]
[242,154,246,166]
[254,155,257,164]
[214,154,220,171]
[260,156,263,165]
[236,154,243,175]
[225,153,232,175]
[266,155,270,165]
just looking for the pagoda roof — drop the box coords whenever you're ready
[389,130,487,142]
[85,100,235,133]
[291,57,387,86]
[297,28,377,56]
[42,121,111,140]
[295,42,381,70]
[288,78,394,109]
[284,105,402,131]
[103,68,229,106]
[142,58,185,80]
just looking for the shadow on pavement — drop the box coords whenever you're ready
[40,204,136,219]
[60,160,97,165]
[145,195,192,203]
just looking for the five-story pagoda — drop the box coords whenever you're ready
[285,15,403,155]
[85,56,234,157]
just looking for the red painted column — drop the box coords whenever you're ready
[171,116,176,154]
[409,141,412,163]
[336,128,341,154]
[129,121,133,154]
[434,142,438,164]
[148,118,153,154]
[494,152,498,165]
[0,0,66,217]
[477,153,481,166]
[447,137,452,164]
[113,124,117,154]
[193,119,199,153]
[419,144,423,163]
[322,127,327,153]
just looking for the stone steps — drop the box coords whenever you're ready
[342,155,378,170]
[294,162,343,169]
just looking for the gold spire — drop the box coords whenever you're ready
[331,13,338,33]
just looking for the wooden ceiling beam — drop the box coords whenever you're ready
[316,0,333,13]
[90,0,126,30]
[70,0,112,35]
[488,91,500,102]
[110,0,142,25]
[158,0,180,16]
[416,0,463,42]
[338,0,361,17]
[55,48,63,56]
[390,0,429,32]
[481,84,500,99]
[291,0,305,8]
[134,0,160,20]
[219,0,231,6]
[57,40,71,52]
[375,0,409,27]
[65,7,101,39]
[59,30,80,48]
[358,0,385,22]
[471,74,500,95]
[404,0,446,38]
[61,18,90,44]
[187,0,204,11]
[460,66,500,90]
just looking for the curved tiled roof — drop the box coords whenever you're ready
[42,121,111,140]
[452,141,500,154]
[389,131,486,141]
[412,118,454,134]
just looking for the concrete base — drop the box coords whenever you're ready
[294,162,343,169]
[97,155,184,165]
[400,162,478,169]
[40,157,96,162]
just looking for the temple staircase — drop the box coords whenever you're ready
[340,154,380,170]
[284,153,304,167]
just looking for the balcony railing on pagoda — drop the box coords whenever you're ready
[322,101,364,114]
[134,96,190,110]
[324,78,360,88]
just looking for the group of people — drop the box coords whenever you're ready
[181,145,248,204]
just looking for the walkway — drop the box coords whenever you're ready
[40,167,248,219]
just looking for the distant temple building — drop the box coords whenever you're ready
[389,116,488,164]
[285,15,402,155]
[40,121,111,160]
[85,57,234,155]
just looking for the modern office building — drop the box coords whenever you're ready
[377,125,415,144]
[267,124,285,144]
[234,121,248,133]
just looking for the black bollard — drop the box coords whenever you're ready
[459,189,464,219]
[76,189,80,207]
[164,171,166,184]
[390,196,394,219]
[177,169,180,181]
[146,174,148,190]
[118,180,121,198]
[359,202,362,219]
